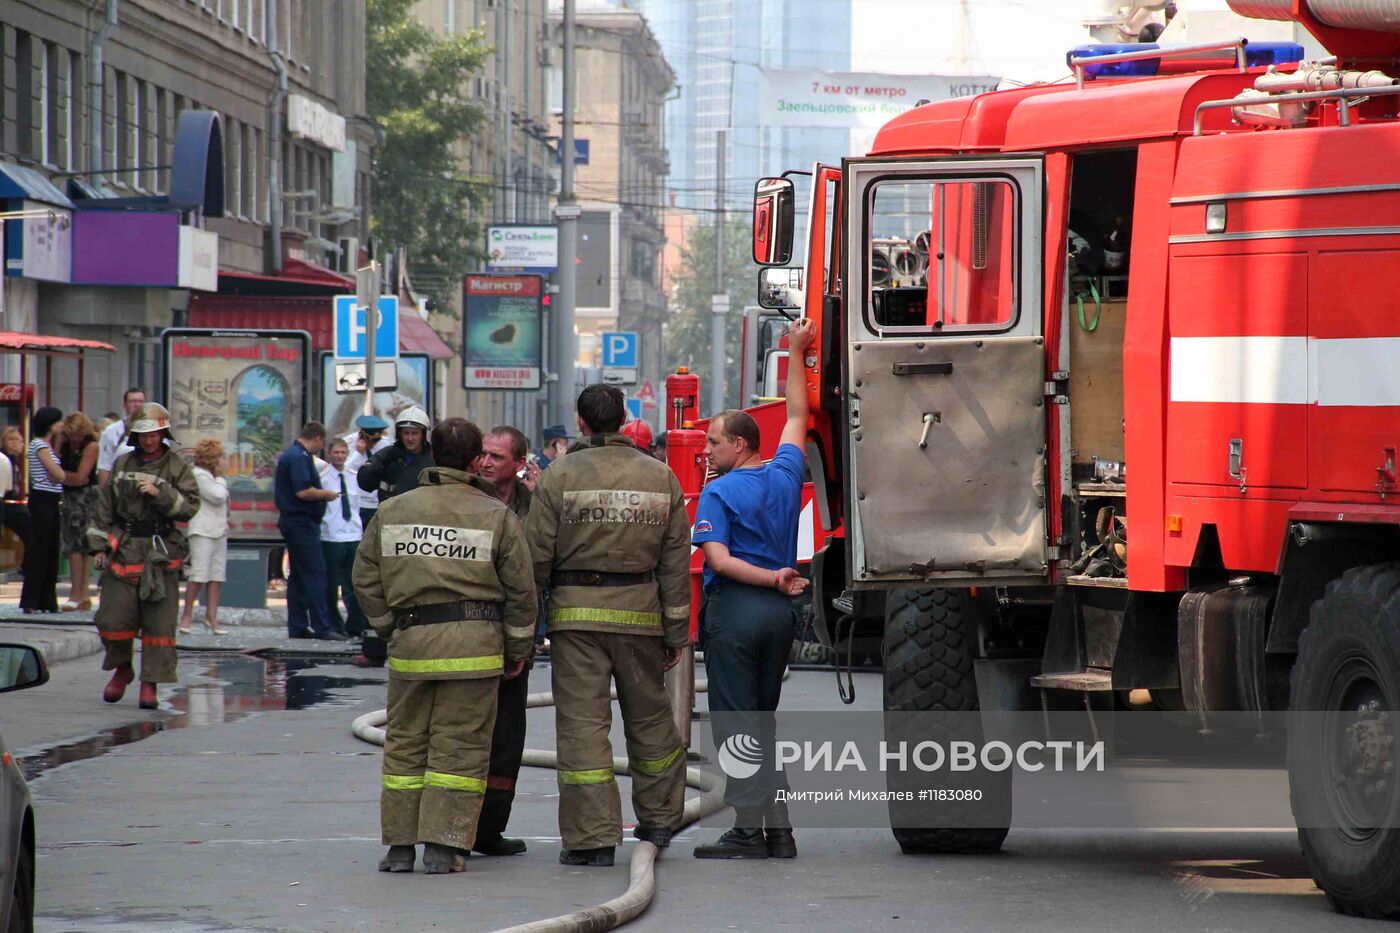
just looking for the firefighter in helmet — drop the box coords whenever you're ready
[619,418,656,458]
[353,406,436,668]
[88,402,201,710]
[353,418,537,874]
[525,384,692,866]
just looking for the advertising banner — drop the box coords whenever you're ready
[486,225,558,274]
[163,329,310,541]
[756,69,999,129]
[463,274,544,390]
[319,352,432,441]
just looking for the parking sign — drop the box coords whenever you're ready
[602,332,638,368]
[334,295,399,361]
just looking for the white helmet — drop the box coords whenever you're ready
[395,406,431,436]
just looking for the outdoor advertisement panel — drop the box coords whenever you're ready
[319,352,432,440]
[463,274,544,390]
[162,329,310,541]
[756,68,999,129]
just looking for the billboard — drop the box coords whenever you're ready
[486,225,558,274]
[163,329,310,542]
[463,274,544,390]
[756,69,999,129]
[577,210,614,311]
[319,352,432,442]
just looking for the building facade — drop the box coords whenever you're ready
[550,1,674,403]
[0,0,375,413]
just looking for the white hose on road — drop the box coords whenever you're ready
[349,675,733,933]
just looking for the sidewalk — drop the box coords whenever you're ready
[0,579,356,663]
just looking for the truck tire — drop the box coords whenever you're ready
[883,588,1010,855]
[1289,564,1400,918]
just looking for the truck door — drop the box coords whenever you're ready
[844,157,1048,587]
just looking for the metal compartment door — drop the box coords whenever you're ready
[845,157,1048,587]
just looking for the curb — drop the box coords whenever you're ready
[0,625,103,665]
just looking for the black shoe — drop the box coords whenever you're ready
[316,631,351,641]
[764,799,797,859]
[633,824,674,848]
[693,826,768,859]
[559,846,615,867]
[423,842,467,874]
[473,836,527,856]
[289,631,315,640]
[378,845,415,872]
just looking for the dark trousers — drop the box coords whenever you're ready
[476,667,530,845]
[322,540,366,636]
[4,500,31,552]
[279,517,336,637]
[702,579,797,808]
[20,490,61,612]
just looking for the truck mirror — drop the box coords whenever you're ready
[758,267,802,310]
[753,177,796,266]
[0,643,48,693]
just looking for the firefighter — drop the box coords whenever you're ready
[353,418,536,875]
[352,406,436,668]
[88,403,201,710]
[620,418,656,457]
[525,384,692,867]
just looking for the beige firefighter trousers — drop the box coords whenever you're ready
[381,674,499,850]
[551,630,686,850]
[95,571,179,684]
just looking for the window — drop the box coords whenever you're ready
[225,118,241,217]
[242,124,256,218]
[16,32,35,161]
[115,72,131,185]
[866,177,1018,334]
[136,80,151,189]
[66,50,80,170]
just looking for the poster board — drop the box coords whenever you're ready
[462,274,544,390]
[162,329,311,542]
[318,351,433,441]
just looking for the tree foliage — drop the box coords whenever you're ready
[664,218,761,412]
[367,0,491,310]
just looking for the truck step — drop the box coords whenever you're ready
[1029,669,1113,692]
[1065,574,1128,589]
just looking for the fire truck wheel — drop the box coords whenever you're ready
[1289,564,1400,919]
[883,588,1010,855]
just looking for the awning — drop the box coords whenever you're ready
[0,161,73,209]
[0,332,114,355]
[219,258,354,294]
[188,294,454,359]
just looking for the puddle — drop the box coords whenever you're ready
[20,655,380,781]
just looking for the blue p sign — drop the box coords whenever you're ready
[601,331,638,368]
[334,295,400,361]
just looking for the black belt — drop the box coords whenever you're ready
[121,520,172,536]
[552,570,655,588]
[394,599,502,629]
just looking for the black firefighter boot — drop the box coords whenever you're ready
[559,846,615,867]
[692,808,768,859]
[422,842,467,874]
[764,798,797,859]
[377,845,415,873]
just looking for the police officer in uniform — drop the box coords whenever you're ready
[353,407,435,668]
[354,418,536,875]
[88,403,201,710]
[525,385,692,867]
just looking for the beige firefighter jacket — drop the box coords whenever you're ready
[353,466,537,680]
[87,448,201,582]
[525,434,691,647]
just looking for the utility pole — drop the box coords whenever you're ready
[709,128,727,415]
[357,261,381,417]
[552,0,579,427]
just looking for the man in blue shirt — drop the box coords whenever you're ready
[692,318,814,860]
[274,422,347,641]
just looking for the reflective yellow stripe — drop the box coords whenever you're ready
[382,774,426,791]
[630,747,684,776]
[548,608,661,627]
[558,767,616,786]
[388,654,504,674]
[424,771,487,794]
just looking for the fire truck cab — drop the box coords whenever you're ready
[750,2,1400,917]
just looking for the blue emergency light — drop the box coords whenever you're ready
[1068,41,1305,79]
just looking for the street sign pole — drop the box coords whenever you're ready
[710,127,727,416]
[552,0,579,427]
[357,262,380,417]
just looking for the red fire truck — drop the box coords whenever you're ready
[706,0,1400,918]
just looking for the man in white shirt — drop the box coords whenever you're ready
[320,437,366,636]
[342,414,392,530]
[97,387,147,486]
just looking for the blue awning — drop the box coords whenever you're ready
[0,161,73,209]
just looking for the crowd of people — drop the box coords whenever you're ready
[6,319,815,867]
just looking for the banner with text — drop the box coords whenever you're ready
[756,69,1000,129]
[463,274,544,390]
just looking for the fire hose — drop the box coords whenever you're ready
[350,675,735,933]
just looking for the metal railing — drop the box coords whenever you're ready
[1070,38,1250,90]
[1192,83,1400,135]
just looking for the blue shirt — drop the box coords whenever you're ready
[692,443,804,588]
[274,440,325,522]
